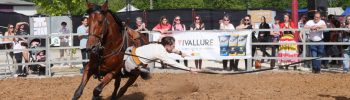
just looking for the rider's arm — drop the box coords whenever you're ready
[156,49,191,71]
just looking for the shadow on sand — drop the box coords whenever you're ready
[319,94,350,100]
[105,92,145,100]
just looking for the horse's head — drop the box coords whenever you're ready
[85,0,110,53]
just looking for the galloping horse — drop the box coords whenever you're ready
[72,1,129,100]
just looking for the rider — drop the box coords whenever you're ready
[124,36,199,79]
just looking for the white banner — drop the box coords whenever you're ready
[33,17,48,35]
[151,30,252,60]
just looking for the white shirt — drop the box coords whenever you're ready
[220,23,235,30]
[305,20,326,41]
[77,25,88,48]
[135,44,189,70]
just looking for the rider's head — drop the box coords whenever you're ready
[161,36,175,53]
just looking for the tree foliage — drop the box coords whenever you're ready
[30,0,350,16]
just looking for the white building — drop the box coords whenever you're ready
[0,0,37,16]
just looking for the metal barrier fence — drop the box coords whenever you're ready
[0,28,350,77]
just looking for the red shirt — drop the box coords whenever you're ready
[153,23,172,31]
[280,21,299,41]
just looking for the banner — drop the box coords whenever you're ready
[151,30,252,60]
[33,17,48,35]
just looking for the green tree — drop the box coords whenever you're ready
[32,0,85,16]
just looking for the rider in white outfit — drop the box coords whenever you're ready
[124,36,198,79]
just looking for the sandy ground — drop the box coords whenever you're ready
[1,71,350,100]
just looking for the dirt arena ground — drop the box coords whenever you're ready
[1,71,350,100]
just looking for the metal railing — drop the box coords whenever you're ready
[0,28,349,77]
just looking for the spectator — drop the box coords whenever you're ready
[153,16,172,69]
[59,22,70,66]
[236,15,253,70]
[13,22,29,77]
[133,17,148,32]
[278,13,299,69]
[172,15,186,31]
[220,15,236,71]
[220,15,235,30]
[323,15,342,67]
[298,14,308,29]
[77,17,89,73]
[153,16,172,35]
[342,15,350,73]
[190,15,205,69]
[257,16,273,68]
[3,24,15,59]
[270,17,281,68]
[172,15,188,67]
[304,12,327,73]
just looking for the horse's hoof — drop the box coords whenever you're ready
[92,96,102,100]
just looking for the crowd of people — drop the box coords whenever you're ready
[129,12,350,74]
[2,11,350,77]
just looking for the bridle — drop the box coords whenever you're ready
[87,11,127,59]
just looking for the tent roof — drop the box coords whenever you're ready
[117,4,139,12]
[328,7,344,15]
[286,9,308,13]
[342,7,350,16]
[0,0,34,6]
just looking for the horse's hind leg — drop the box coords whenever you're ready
[92,72,115,100]
[111,74,121,100]
[72,65,93,100]
[116,70,140,98]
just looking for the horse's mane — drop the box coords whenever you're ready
[86,4,124,33]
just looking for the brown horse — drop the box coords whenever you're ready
[72,1,129,100]
[111,27,150,99]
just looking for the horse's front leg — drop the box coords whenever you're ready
[111,74,121,100]
[92,71,115,100]
[116,70,140,98]
[72,64,93,100]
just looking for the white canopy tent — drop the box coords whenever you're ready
[328,7,344,15]
[117,4,139,12]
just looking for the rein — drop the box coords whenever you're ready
[87,12,128,80]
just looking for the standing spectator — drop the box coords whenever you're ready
[77,17,89,73]
[3,24,15,59]
[342,15,350,73]
[270,17,281,68]
[13,22,29,77]
[133,17,148,32]
[153,16,172,36]
[298,14,308,29]
[190,15,205,69]
[278,13,299,69]
[236,15,253,70]
[172,15,186,31]
[220,15,236,71]
[172,15,188,67]
[220,15,235,30]
[153,16,172,68]
[258,16,273,68]
[304,12,327,73]
[59,22,70,66]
